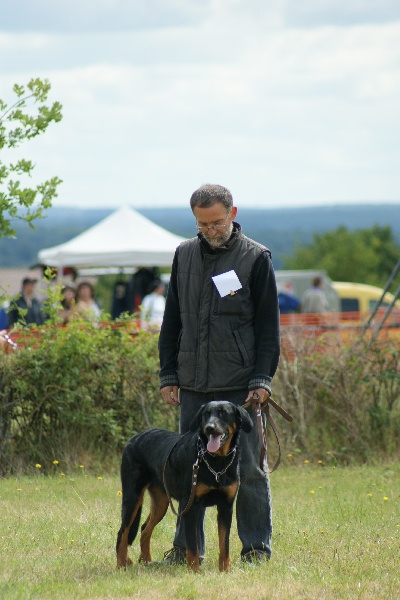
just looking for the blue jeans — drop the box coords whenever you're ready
[172,389,272,558]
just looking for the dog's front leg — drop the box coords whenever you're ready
[217,500,234,572]
[183,506,201,572]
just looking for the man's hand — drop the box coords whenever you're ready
[161,385,180,406]
[245,388,270,406]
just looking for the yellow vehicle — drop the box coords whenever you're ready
[332,282,400,316]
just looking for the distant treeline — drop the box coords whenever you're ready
[1,204,399,270]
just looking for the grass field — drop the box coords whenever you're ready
[1,463,399,600]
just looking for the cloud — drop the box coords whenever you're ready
[283,0,400,27]
[1,0,399,208]
[1,0,208,33]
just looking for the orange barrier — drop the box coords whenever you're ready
[2,313,399,354]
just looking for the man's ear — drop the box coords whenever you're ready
[231,206,238,220]
[235,405,253,433]
[189,404,206,432]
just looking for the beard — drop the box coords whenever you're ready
[204,223,233,248]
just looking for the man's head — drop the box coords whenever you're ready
[22,277,37,297]
[190,184,237,248]
[147,280,165,296]
[312,276,323,288]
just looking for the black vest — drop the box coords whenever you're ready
[176,228,267,392]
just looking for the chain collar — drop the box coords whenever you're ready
[197,436,237,482]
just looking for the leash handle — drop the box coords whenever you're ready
[242,395,292,474]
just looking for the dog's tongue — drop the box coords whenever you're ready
[207,434,222,453]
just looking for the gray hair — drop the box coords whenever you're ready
[190,184,233,212]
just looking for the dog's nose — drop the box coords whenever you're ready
[205,422,217,435]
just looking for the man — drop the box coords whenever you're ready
[158,183,280,564]
[301,276,329,314]
[140,280,166,330]
[7,277,45,327]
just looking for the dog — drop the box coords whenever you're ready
[116,400,253,572]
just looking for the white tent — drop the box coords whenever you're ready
[38,206,187,269]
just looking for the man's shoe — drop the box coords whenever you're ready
[241,549,270,564]
[163,545,186,565]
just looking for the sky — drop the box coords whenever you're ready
[1,0,400,209]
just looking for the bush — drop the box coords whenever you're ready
[1,282,399,474]
[273,328,400,463]
[0,316,178,475]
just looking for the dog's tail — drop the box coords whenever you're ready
[127,504,142,546]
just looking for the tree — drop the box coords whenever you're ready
[283,225,400,287]
[0,78,63,239]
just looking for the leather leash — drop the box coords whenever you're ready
[162,432,199,517]
[242,395,293,474]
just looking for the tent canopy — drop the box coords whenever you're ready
[38,206,187,269]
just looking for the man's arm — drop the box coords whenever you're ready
[246,251,280,403]
[158,249,182,405]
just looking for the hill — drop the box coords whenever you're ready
[0,204,399,270]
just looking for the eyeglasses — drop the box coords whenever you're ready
[196,214,230,233]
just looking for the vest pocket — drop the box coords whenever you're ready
[214,291,245,315]
[233,329,250,367]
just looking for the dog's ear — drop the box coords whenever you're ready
[189,404,206,432]
[235,405,253,433]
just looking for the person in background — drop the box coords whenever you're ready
[74,281,101,320]
[278,281,301,314]
[58,283,76,324]
[7,277,45,327]
[140,280,166,330]
[128,267,161,313]
[111,280,129,319]
[158,183,280,565]
[301,276,329,314]
[0,301,8,329]
[0,330,7,349]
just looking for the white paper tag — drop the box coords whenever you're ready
[212,270,242,298]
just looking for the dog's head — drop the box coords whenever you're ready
[189,401,253,455]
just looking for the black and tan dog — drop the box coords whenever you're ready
[116,400,253,572]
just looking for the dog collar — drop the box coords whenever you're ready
[196,437,237,482]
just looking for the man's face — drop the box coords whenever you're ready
[193,203,237,248]
[23,282,35,297]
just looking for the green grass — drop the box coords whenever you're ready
[1,464,399,600]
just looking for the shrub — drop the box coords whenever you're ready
[1,283,399,474]
[0,316,178,475]
[273,328,400,463]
